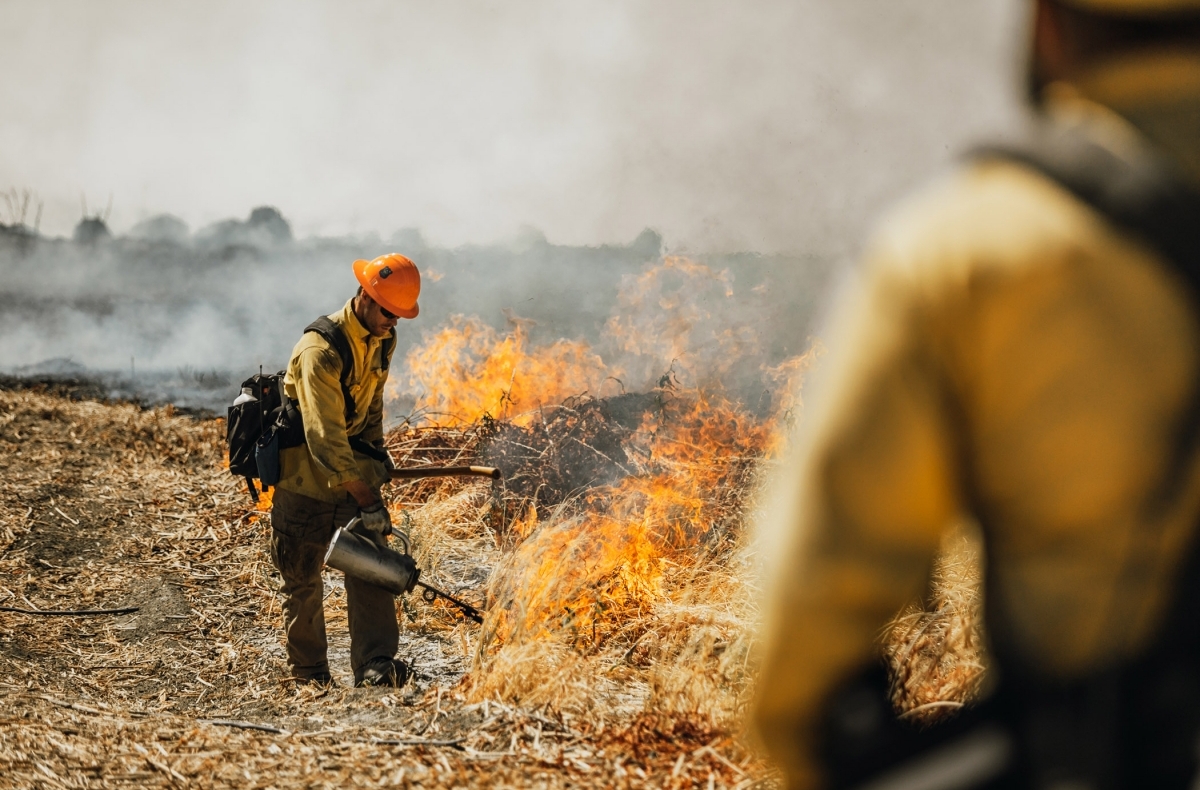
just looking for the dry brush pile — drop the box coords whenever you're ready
[385,382,770,721]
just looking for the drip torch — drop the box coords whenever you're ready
[322,465,498,625]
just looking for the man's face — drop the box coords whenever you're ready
[359,293,399,337]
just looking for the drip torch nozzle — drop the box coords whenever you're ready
[416,581,484,624]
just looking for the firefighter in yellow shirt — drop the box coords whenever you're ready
[755,1,1200,787]
[270,253,420,687]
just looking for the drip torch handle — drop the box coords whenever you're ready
[390,466,501,480]
[388,527,411,556]
[415,581,484,624]
[344,516,411,555]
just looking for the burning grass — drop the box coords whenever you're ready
[378,376,783,772]
[0,378,983,788]
[383,314,802,742]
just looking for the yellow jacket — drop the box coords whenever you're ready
[754,54,1200,789]
[276,298,395,502]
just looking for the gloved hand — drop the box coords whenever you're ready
[359,502,392,536]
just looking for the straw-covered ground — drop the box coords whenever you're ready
[0,384,782,789]
[0,380,983,789]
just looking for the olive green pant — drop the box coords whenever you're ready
[269,487,398,683]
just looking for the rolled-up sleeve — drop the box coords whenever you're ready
[291,346,361,489]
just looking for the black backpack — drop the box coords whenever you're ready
[226,315,394,502]
[226,368,286,501]
[819,125,1200,789]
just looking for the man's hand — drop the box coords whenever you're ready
[343,479,380,508]
[359,502,392,535]
[343,479,390,534]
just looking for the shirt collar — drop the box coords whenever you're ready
[340,298,374,345]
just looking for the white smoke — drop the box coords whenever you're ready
[0,0,1026,255]
[0,0,1032,410]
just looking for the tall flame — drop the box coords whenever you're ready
[486,386,786,649]
[389,257,821,659]
[397,316,610,426]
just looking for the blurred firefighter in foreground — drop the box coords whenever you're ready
[755,1,1200,787]
[270,254,420,687]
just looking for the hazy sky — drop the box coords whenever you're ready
[0,1,1027,254]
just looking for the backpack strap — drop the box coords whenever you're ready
[304,315,358,422]
[301,315,394,465]
[973,125,1200,293]
[381,334,395,373]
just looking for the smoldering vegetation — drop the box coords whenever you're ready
[0,207,832,413]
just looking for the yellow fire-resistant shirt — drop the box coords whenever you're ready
[276,298,396,503]
[754,54,1200,790]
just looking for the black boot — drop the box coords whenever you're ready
[296,670,335,687]
[356,657,410,688]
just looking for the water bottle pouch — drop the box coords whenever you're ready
[255,427,282,487]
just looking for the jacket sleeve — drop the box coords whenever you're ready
[291,345,362,489]
[753,255,962,788]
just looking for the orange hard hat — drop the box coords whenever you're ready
[353,253,420,319]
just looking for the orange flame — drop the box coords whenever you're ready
[245,484,274,525]
[390,257,821,652]
[487,386,782,648]
[396,316,610,426]
[224,448,274,524]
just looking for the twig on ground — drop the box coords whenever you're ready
[37,695,109,716]
[370,736,468,749]
[201,719,289,735]
[0,605,139,616]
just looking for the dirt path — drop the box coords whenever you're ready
[0,387,772,789]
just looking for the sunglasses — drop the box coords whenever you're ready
[379,305,398,321]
